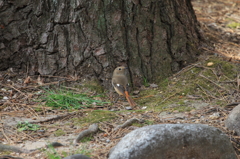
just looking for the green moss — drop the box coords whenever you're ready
[157,78,170,91]
[227,22,240,29]
[54,129,65,137]
[138,56,238,113]
[137,89,160,106]
[74,80,105,95]
[173,105,192,112]
[206,58,237,79]
[0,151,11,155]
[80,135,94,143]
[73,110,117,126]
[83,80,105,94]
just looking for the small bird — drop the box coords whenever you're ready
[112,66,136,107]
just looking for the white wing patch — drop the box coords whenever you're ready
[117,84,120,87]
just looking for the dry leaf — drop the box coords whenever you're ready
[207,62,214,66]
[24,76,31,84]
[37,75,44,85]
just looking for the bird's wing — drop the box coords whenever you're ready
[112,78,126,95]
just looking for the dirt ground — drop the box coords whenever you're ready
[1,0,240,159]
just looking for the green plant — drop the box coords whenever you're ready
[42,88,109,109]
[17,121,40,131]
[143,77,150,87]
[227,22,240,29]
[45,145,61,159]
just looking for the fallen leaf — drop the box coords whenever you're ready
[207,62,214,66]
[24,76,31,84]
[37,75,44,85]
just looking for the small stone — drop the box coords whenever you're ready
[1,88,7,91]
[3,96,9,100]
[125,107,132,110]
[133,90,140,95]
[142,106,147,110]
[209,112,220,120]
[150,83,158,88]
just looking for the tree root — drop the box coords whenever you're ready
[0,143,28,153]
[73,123,99,145]
[114,118,141,131]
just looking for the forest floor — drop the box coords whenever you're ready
[0,0,240,159]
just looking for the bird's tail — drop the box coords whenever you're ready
[124,91,136,107]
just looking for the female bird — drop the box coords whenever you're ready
[112,66,136,107]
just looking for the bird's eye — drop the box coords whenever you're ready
[118,68,121,70]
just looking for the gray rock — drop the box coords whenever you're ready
[225,104,240,135]
[63,154,91,159]
[108,124,237,159]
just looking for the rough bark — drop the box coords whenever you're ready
[0,0,201,88]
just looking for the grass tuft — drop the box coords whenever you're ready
[42,88,109,110]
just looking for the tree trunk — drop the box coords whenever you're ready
[0,0,201,88]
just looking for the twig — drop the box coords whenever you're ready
[0,143,26,153]
[134,95,154,100]
[73,123,99,145]
[196,84,212,101]
[26,81,63,88]
[114,118,141,131]
[19,104,37,118]
[29,75,69,79]
[0,84,28,98]
[29,111,83,124]
[1,127,12,144]
[199,74,229,91]
[158,92,178,105]
[173,63,201,77]
[18,131,35,141]
[61,86,82,92]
